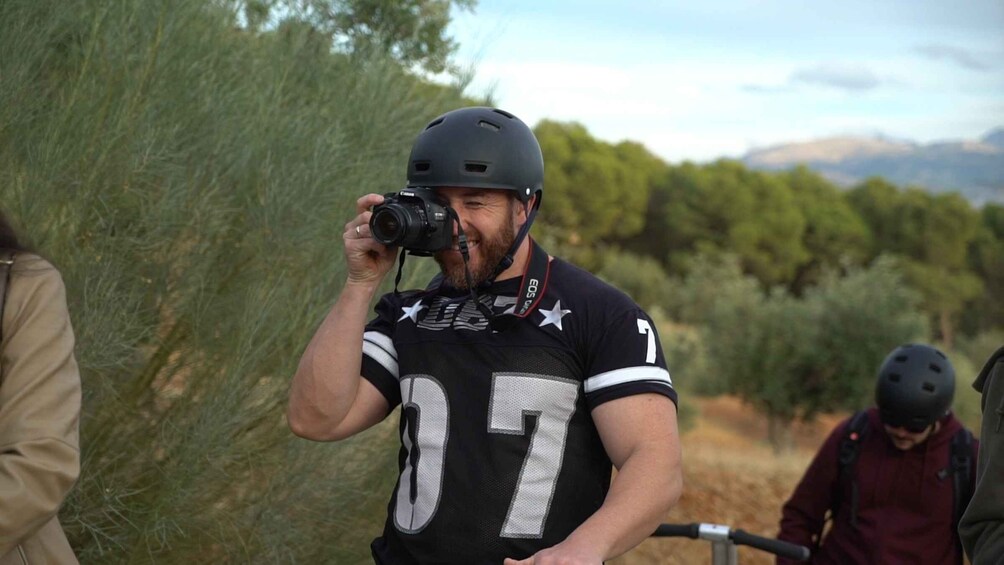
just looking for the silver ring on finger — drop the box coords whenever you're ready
[355,225,362,237]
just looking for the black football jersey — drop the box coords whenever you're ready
[361,257,677,565]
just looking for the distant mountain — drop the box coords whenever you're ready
[983,127,1004,149]
[742,128,1004,205]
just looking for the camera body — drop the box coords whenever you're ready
[369,187,453,255]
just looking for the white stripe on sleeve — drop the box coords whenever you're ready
[583,366,672,394]
[363,331,399,379]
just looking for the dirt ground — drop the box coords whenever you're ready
[612,395,847,565]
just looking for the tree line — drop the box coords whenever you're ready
[533,120,1002,447]
[534,121,1002,346]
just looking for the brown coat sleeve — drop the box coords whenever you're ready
[959,346,1004,565]
[0,255,81,556]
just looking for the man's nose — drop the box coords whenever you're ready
[450,216,468,237]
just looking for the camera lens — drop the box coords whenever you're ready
[371,202,429,247]
[371,207,408,245]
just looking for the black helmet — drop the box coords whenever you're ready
[406,107,543,207]
[875,343,955,431]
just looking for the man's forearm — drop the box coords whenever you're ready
[287,281,379,438]
[562,444,682,561]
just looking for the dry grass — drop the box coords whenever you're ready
[612,396,846,565]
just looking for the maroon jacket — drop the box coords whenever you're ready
[777,408,978,565]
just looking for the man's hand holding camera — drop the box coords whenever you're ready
[344,193,396,287]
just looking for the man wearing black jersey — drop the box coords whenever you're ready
[288,107,683,565]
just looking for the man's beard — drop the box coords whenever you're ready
[434,215,516,290]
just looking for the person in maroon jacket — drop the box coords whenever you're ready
[776,343,979,565]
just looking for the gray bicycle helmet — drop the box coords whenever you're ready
[875,343,955,431]
[406,107,543,207]
[406,107,545,286]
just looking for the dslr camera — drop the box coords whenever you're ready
[369,187,453,255]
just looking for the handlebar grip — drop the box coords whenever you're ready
[652,523,700,539]
[730,529,811,562]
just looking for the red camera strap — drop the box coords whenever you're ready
[489,238,550,332]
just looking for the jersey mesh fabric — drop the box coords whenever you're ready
[362,258,677,565]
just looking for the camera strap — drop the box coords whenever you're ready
[390,208,496,320]
[391,204,549,332]
[489,238,550,333]
[391,247,409,297]
[512,238,549,318]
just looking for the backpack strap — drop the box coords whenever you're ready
[950,428,975,525]
[835,410,870,528]
[950,427,975,530]
[0,249,15,345]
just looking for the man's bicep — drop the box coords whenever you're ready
[591,393,680,469]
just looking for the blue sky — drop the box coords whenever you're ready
[445,0,1004,163]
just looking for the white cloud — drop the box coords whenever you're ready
[915,43,994,71]
[790,63,882,91]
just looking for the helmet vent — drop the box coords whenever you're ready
[492,109,515,119]
[413,161,431,172]
[889,373,901,382]
[923,382,936,392]
[895,355,908,362]
[464,162,489,173]
[929,363,942,373]
[477,120,501,132]
[425,117,444,130]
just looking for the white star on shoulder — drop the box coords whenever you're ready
[399,301,427,323]
[538,300,572,331]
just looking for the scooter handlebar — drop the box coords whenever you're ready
[652,523,810,562]
[730,528,810,562]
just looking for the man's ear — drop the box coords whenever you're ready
[520,194,538,220]
[512,193,536,228]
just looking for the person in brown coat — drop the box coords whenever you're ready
[0,210,81,564]
[958,345,1004,564]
